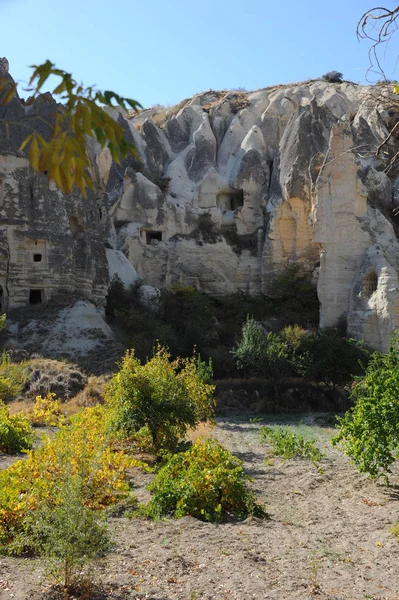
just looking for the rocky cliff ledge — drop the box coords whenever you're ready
[1,56,399,351]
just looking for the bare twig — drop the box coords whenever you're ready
[357,6,399,81]
[376,118,399,154]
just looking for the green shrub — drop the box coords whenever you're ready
[280,324,307,353]
[23,453,110,590]
[0,402,33,453]
[106,274,132,315]
[0,353,27,401]
[332,333,399,480]
[144,438,264,521]
[105,346,215,452]
[0,406,136,554]
[161,286,217,350]
[232,317,291,398]
[261,426,324,467]
[296,328,370,392]
[322,71,343,83]
[266,264,319,327]
[106,274,268,377]
[117,304,184,360]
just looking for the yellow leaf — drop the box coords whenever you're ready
[1,83,17,105]
[19,133,33,152]
[28,136,40,172]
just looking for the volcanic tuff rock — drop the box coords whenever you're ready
[1,56,399,350]
[0,58,108,311]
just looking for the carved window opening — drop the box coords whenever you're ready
[146,231,162,245]
[29,289,42,305]
[216,190,244,212]
[33,253,42,262]
[0,286,4,313]
[364,272,378,297]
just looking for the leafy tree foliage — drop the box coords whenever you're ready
[0,406,136,554]
[296,329,370,393]
[144,438,264,521]
[0,61,141,195]
[266,264,320,327]
[232,316,291,398]
[233,318,369,402]
[0,401,33,453]
[24,450,110,591]
[105,346,215,452]
[161,285,216,350]
[0,352,26,402]
[332,333,399,480]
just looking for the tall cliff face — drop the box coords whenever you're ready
[1,57,399,350]
[99,80,399,350]
[0,59,109,309]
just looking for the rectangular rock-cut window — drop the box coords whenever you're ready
[29,289,42,304]
[217,190,244,212]
[230,190,244,210]
[33,253,42,262]
[146,231,162,245]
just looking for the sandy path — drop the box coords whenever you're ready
[2,416,399,599]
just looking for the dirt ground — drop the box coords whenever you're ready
[1,414,399,600]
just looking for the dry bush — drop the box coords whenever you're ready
[21,358,87,402]
[72,376,109,408]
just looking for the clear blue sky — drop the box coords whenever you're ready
[1,0,398,109]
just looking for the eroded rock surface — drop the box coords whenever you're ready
[1,59,399,350]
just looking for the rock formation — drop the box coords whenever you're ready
[2,56,399,351]
[0,57,108,310]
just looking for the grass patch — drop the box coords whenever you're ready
[261,425,325,470]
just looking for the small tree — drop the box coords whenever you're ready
[25,438,110,595]
[332,332,399,480]
[232,317,291,399]
[267,264,319,327]
[296,329,369,395]
[105,346,215,452]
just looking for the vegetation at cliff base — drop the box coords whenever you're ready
[232,316,370,401]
